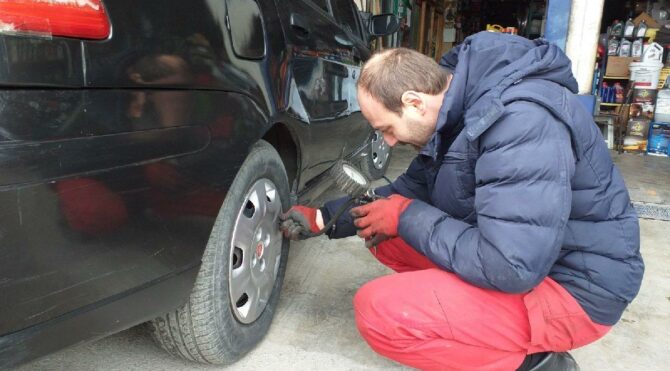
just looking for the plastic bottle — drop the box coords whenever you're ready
[619,38,632,56]
[601,82,611,103]
[624,18,635,38]
[608,37,620,56]
[612,20,624,38]
[636,20,648,38]
[642,42,664,62]
[592,62,601,95]
[632,38,644,57]
[614,82,625,103]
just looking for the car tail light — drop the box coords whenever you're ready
[0,0,110,40]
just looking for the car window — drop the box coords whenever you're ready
[330,0,361,39]
[308,0,330,13]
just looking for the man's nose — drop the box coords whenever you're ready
[383,133,398,147]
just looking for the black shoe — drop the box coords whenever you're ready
[516,352,580,371]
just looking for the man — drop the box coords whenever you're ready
[281,32,644,370]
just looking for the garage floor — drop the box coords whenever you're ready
[612,151,670,206]
[14,146,670,371]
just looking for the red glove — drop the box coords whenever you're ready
[351,195,412,246]
[280,205,321,240]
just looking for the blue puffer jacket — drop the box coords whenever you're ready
[323,32,644,325]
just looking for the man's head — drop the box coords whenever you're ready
[358,48,452,150]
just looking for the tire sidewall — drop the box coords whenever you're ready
[203,140,290,359]
[362,138,391,180]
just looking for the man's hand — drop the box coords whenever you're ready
[351,195,413,247]
[280,206,324,240]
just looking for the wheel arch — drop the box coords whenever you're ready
[261,122,300,193]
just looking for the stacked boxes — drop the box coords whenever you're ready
[624,119,651,152]
[649,79,670,157]
[625,89,656,153]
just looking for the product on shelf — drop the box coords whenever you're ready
[636,20,648,38]
[654,84,670,121]
[633,89,657,119]
[632,39,643,57]
[642,42,664,62]
[614,82,625,103]
[630,102,655,119]
[612,19,624,38]
[624,18,635,38]
[624,118,651,153]
[634,88,658,103]
[629,60,664,89]
[647,122,670,156]
[619,39,632,56]
[608,37,620,56]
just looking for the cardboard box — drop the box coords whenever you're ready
[624,118,651,152]
[631,89,657,120]
[634,12,660,29]
[630,102,655,120]
[633,88,658,103]
[605,56,637,77]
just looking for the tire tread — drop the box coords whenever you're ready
[148,140,289,365]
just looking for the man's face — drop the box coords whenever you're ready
[358,88,438,150]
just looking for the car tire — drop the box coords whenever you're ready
[149,140,290,365]
[360,130,391,180]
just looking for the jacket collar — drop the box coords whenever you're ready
[419,33,577,160]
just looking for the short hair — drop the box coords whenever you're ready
[358,48,451,115]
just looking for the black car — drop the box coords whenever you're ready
[0,0,396,367]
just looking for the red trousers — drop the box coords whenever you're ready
[353,238,611,371]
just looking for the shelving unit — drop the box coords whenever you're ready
[599,75,630,113]
[523,0,546,39]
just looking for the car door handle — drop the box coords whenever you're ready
[334,34,353,47]
[290,12,311,37]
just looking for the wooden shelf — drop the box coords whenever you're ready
[600,103,623,106]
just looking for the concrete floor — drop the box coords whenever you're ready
[14,146,670,371]
[611,151,670,205]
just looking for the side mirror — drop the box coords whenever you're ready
[369,13,400,36]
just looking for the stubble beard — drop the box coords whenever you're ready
[406,117,434,150]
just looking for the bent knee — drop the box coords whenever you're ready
[353,278,394,347]
[353,275,392,318]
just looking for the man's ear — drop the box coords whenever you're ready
[400,91,424,113]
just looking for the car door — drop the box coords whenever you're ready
[328,0,374,147]
[275,0,371,185]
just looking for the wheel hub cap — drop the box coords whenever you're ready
[255,242,264,259]
[229,178,282,324]
[371,130,390,170]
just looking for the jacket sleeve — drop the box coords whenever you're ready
[398,102,576,293]
[321,155,432,239]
